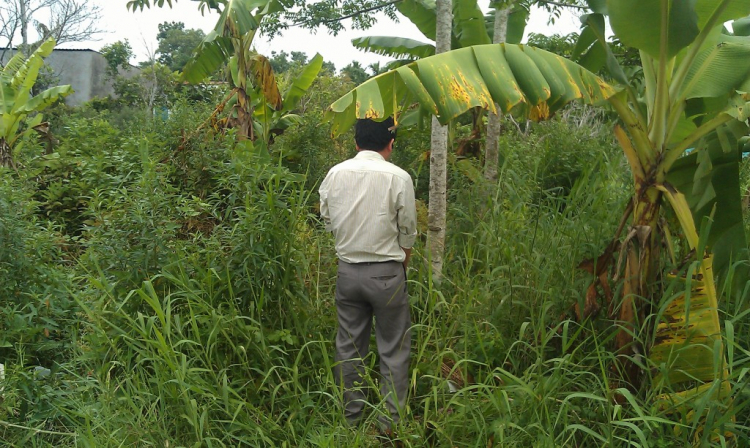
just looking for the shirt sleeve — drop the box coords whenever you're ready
[396,176,417,249]
[319,173,333,232]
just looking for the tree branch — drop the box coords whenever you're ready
[291,0,402,27]
[535,0,588,10]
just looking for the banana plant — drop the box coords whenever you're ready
[0,39,72,168]
[326,1,750,440]
[219,53,324,153]
[128,0,301,145]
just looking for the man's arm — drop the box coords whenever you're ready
[319,174,332,232]
[401,247,411,269]
[396,176,417,268]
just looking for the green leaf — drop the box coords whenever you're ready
[668,121,748,274]
[182,31,234,83]
[17,85,73,114]
[681,40,750,99]
[397,0,437,41]
[453,0,491,47]
[608,0,700,59]
[577,13,629,85]
[585,0,608,14]
[351,36,435,59]
[733,17,750,36]
[282,53,323,111]
[506,5,530,45]
[695,0,750,30]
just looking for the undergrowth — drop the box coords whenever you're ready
[0,104,748,447]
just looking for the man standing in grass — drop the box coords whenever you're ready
[319,117,417,433]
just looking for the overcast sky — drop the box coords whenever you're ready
[64,1,582,70]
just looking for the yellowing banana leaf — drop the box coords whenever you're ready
[651,270,723,386]
[326,44,615,135]
[248,54,282,110]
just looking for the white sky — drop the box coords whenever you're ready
[61,1,582,70]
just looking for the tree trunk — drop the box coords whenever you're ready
[19,0,28,47]
[0,138,14,168]
[484,3,511,182]
[427,0,452,282]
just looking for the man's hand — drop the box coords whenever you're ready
[401,247,411,269]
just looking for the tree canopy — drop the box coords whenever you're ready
[156,21,206,72]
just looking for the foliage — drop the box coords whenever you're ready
[113,62,181,110]
[0,175,77,370]
[268,49,310,74]
[100,39,134,79]
[526,32,578,58]
[340,60,369,85]
[156,21,206,72]
[1,82,749,445]
[327,2,750,440]
[0,38,71,167]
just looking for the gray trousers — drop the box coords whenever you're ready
[333,260,411,428]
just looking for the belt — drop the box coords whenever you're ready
[342,260,399,266]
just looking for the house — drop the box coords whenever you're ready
[1,48,139,106]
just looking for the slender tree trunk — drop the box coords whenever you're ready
[0,138,14,168]
[19,0,29,47]
[428,0,452,282]
[484,3,511,181]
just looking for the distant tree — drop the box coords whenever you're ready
[269,50,291,73]
[113,62,178,110]
[290,51,308,65]
[0,0,102,56]
[101,40,134,79]
[322,60,336,74]
[368,62,389,76]
[155,21,205,72]
[340,60,368,85]
[270,50,335,77]
[526,32,578,58]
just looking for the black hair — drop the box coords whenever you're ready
[354,117,396,151]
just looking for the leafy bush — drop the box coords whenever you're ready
[0,175,77,367]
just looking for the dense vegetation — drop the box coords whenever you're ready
[1,59,748,446]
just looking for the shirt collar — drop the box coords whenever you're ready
[354,150,386,162]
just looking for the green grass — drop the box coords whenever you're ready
[1,106,748,447]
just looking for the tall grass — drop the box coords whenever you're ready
[1,107,748,447]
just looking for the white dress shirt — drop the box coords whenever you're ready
[319,150,417,263]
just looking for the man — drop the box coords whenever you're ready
[319,117,417,431]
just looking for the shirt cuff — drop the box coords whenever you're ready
[398,232,416,249]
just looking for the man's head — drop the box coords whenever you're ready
[355,118,396,155]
